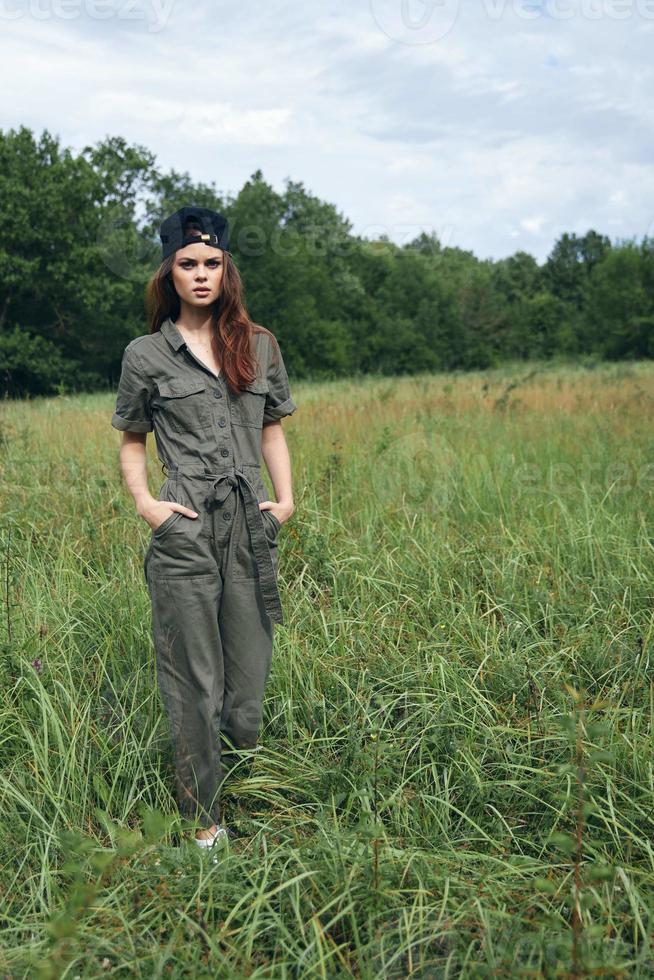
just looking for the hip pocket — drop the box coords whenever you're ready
[262,509,280,539]
[153,510,184,538]
[151,477,184,540]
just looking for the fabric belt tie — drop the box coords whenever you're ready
[166,464,284,626]
[203,474,238,510]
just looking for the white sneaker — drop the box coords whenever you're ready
[194,826,228,851]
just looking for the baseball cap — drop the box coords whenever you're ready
[159,205,231,260]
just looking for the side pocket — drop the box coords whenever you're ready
[262,509,280,539]
[153,510,183,538]
[152,477,184,539]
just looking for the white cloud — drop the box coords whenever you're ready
[521,216,548,234]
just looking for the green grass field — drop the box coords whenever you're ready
[1,359,654,978]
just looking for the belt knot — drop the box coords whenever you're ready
[203,474,238,512]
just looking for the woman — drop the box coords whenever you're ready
[111,205,297,853]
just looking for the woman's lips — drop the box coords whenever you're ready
[193,288,210,295]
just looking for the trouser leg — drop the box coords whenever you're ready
[147,572,226,829]
[219,485,275,766]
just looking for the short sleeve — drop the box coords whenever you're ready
[111,343,154,433]
[263,335,297,424]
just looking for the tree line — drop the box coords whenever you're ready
[1,125,652,396]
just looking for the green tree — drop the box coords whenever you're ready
[585,243,654,359]
[0,126,159,392]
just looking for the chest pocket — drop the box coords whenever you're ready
[230,378,269,429]
[155,380,212,433]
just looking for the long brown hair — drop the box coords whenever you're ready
[144,247,275,394]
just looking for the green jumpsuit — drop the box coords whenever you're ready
[111,316,297,829]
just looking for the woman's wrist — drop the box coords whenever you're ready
[275,500,294,523]
[135,493,156,517]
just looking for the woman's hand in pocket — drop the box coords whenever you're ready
[259,500,294,528]
[138,497,199,532]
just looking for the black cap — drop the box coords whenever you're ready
[159,205,230,260]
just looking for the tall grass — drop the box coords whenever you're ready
[1,358,654,977]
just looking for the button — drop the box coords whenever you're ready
[218,418,226,427]
[223,511,231,521]
[213,390,223,399]
[221,448,229,457]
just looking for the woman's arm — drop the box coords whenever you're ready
[118,432,198,529]
[260,421,295,525]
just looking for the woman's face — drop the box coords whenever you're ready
[170,242,224,307]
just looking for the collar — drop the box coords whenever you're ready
[160,317,187,352]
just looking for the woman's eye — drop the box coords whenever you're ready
[180,261,221,269]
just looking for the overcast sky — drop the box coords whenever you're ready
[2,0,652,263]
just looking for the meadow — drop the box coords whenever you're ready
[1,358,654,978]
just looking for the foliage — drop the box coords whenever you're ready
[1,125,653,398]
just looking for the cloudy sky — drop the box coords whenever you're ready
[2,0,652,263]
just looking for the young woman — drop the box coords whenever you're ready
[111,206,297,853]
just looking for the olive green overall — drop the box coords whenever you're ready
[111,317,297,828]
